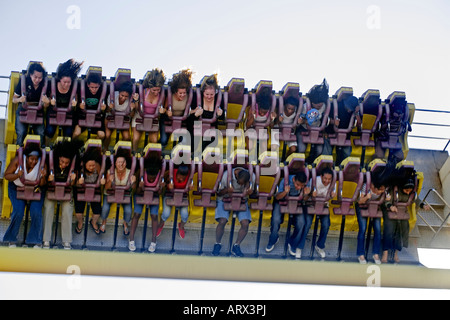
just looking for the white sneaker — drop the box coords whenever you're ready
[128,240,136,252]
[63,242,71,250]
[315,245,326,259]
[43,241,51,249]
[33,244,42,249]
[8,243,16,248]
[288,244,296,257]
[358,256,367,264]
[373,254,381,265]
[295,248,302,259]
[148,242,156,253]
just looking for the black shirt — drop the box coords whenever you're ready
[14,76,45,105]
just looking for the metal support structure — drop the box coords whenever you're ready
[421,188,450,242]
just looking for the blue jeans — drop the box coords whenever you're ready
[159,118,169,147]
[301,212,330,250]
[356,203,381,256]
[268,201,306,250]
[101,197,132,224]
[3,182,45,245]
[15,104,45,146]
[133,197,159,216]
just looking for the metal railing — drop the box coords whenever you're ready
[421,188,450,242]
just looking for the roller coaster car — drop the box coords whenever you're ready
[76,139,106,203]
[250,151,281,211]
[15,135,47,201]
[389,161,417,220]
[249,80,277,130]
[306,155,337,215]
[328,87,358,147]
[135,144,166,206]
[222,149,254,212]
[18,61,48,125]
[165,145,196,207]
[332,157,364,215]
[380,91,411,150]
[222,78,248,131]
[353,89,383,147]
[135,71,166,133]
[194,75,223,135]
[164,85,193,134]
[300,88,331,145]
[105,141,136,204]
[358,159,387,218]
[78,66,107,129]
[107,69,134,130]
[276,82,303,142]
[193,147,224,208]
[48,77,77,128]
[279,153,310,214]
[46,138,77,202]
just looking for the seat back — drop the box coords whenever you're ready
[380,91,410,150]
[223,78,248,130]
[279,153,309,214]
[301,93,331,145]
[389,161,417,220]
[18,61,48,125]
[193,147,224,207]
[49,75,78,127]
[329,87,357,147]
[250,80,277,130]
[277,82,303,142]
[107,68,134,130]
[222,149,254,211]
[105,141,136,204]
[164,85,193,134]
[165,145,195,207]
[250,151,281,211]
[135,71,166,132]
[308,155,336,215]
[135,143,165,206]
[15,135,46,201]
[195,75,223,133]
[353,89,383,147]
[76,139,106,203]
[46,138,77,201]
[359,159,387,218]
[332,157,363,215]
[78,66,106,128]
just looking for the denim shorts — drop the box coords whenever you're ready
[215,199,252,222]
[133,197,159,216]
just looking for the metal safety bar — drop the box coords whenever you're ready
[420,188,450,242]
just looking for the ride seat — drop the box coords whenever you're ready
[332,157,364,215]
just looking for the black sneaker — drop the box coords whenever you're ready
[232,244,244,257]
[212,243,222,256]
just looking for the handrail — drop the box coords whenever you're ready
[420,188,450,242]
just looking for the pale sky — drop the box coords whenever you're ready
[0,0,449,150]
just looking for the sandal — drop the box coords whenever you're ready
[99,223,106,234]
[90,219,100,235]
[75,223,83,234]
[123,223,129,236]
